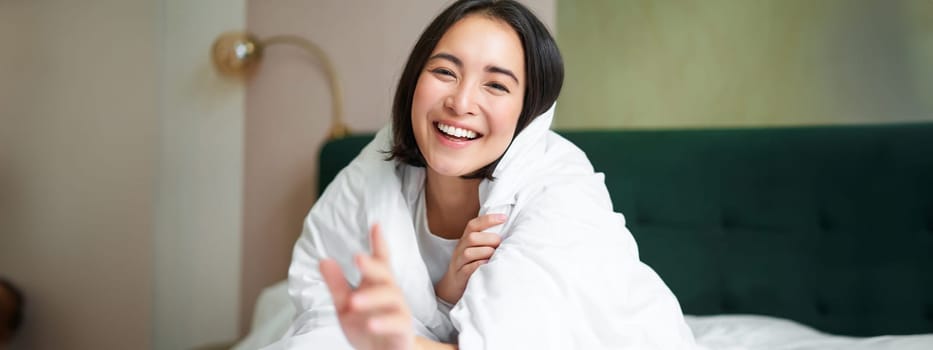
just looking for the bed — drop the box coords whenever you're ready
[235,122,933,349]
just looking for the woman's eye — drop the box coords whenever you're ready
[431,68,455,77]
[487,82,510,93]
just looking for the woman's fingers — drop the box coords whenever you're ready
[350,285,405,312]
[460,259,488,276]
[369,224,390,262]
[356,253,395,285]
[463,214,507,237]
[462,231,501,247]
[367,312,414,335]
[453,232,500,268]
[456,246,495,267]
[319,259,351,310]
[357,224,397,286]
[464,246,496,261]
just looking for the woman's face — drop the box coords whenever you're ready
[411,14,525,178]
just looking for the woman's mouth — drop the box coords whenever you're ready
[435,122,481,141]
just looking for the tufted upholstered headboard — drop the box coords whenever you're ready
[316,123,933,337]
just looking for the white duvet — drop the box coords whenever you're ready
[264,107,697,349]
[250,105,933,349]
[686,314,933,350]
[237,281,933,350]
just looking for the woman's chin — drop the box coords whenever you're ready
[427,164,476,179]
[431,169,468,178]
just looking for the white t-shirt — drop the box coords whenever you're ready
[412,186,459,285]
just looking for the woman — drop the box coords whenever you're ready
[269,1,697,349]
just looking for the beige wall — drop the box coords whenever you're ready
[242,0,555,335]
[555,0,933,129]
[154,1,246,349]
[0,1,158,349]
[0,0,247,349]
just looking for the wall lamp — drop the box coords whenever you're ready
[210,31,349,139]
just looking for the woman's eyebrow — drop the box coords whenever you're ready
[486,66,519,84]
[428,53,462,67]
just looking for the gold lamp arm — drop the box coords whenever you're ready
[211,31,350,140]
[262,35,348,139]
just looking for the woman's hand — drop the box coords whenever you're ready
[320,224,415,350]
[434,214,505,305]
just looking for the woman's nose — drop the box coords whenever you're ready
[444,85,478,117]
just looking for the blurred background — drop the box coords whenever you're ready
[0,0,929,349]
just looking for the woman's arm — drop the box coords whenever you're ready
[416,336,457,350]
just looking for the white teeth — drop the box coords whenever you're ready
[437,123,478,139]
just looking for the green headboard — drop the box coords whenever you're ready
[316,123,933,337]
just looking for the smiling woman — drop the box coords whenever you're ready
[406,15,525,181]
[389,1,562,182]
[265,1,698,349]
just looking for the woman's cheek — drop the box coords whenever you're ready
[413,79,444,111]
[491,102,522,134]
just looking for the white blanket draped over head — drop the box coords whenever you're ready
[264,105,699,349]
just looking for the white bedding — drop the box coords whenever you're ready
[686,314,933,350]
[234,281,933,350]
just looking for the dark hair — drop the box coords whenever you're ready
[0,278,24,332]
[389,0,564,179]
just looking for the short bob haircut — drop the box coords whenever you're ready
[388,0,564,180]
